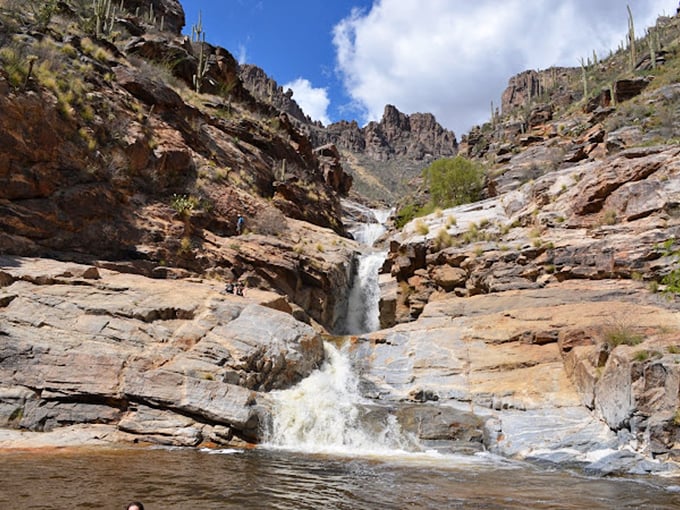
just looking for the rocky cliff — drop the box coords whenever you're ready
[0,0,358,326]
[377,143,680,472]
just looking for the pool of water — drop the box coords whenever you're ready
[1,446,679,509]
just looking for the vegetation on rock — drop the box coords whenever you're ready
[395,156,484,228]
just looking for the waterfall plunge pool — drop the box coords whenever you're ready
[2,446,680,509]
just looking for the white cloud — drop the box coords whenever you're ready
[236,44,248,65]
[283,78,332,125]
[333,0,677,136]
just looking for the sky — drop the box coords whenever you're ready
[179,1,678,136]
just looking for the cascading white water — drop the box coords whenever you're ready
[265,342,415,454]
[339,251,386,334]
[264,204,413,454]
[338,205,393,335]
[347,206,392,247]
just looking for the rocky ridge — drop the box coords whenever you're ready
[0,0,359,328]
[239,64,458,201]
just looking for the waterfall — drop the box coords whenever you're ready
[265,343,416,455]
[264,203,410,454]
[336,204,392,335]
[338,251,386,334]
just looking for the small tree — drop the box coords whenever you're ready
[422,156,485,208]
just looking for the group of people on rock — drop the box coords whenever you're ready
[225,281,245,296]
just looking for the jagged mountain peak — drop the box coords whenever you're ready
[237,63,458,201]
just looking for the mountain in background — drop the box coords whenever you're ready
[239,65,458,202]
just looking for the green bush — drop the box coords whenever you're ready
[657,239,680,295]
[422,156,485,208]
[394,157,485,230]
[394,201,435,229]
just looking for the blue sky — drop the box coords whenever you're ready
[180,0,372,125]
[179,1,677,136]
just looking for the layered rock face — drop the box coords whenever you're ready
[0,256,325,446]
[356,281,679,471]
[379,143,680,472]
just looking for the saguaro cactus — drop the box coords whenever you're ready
[191,12,209,93]
[191,11,204,43]
[193,33,209,93]
[627,4,636,70]
[579,57,588,99]
[93,0,116,38]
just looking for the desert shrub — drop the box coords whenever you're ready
[394,201,434,229]
[433,228,453,251]
[179,235,192,253]
[662,269,680,295]
[601,209,618,226]
[633,350,650,362]
[423,156,485,208]
[414,219,429,235]
[461,222,481,244]
[656,239,680,295]
[0,44,27,87]
[601,319,644,348]
[171,194,199,218]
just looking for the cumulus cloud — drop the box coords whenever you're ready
[283,78,332,125]
[333,0,676,135]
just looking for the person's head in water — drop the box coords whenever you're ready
[126,503,144,510]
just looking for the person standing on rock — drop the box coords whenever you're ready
[235,282,245,296]
[236,214,245,235]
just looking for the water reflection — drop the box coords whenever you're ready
[1,447,679,509]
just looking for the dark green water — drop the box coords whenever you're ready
[1,447,679,509]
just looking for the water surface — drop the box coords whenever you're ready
[2,447,679,509]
